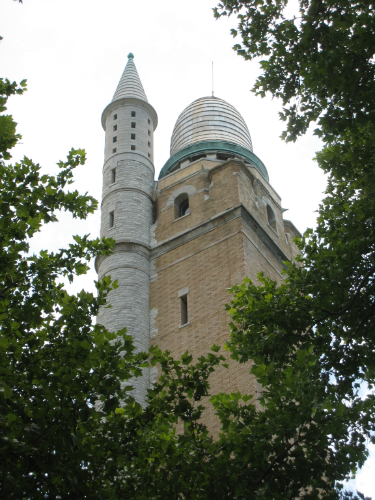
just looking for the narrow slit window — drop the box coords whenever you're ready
[148,130,151,136]
[131,145,136,151]
[148,153,151,158]
[148,119,151,125]
[113,136,117,143]
[267,205,277,232]
[111,168,116,183]
[114,114,117,120]
[148,141,151,148]
[131,111,136,117]
[113,124,117,131]
[112,148,116,154]
[109,211,114,228]
[131,133,136,140]
[180,295,188,326]
[131,122,136,129]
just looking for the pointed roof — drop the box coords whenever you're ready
[112,53,148,103]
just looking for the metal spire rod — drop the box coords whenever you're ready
[212,61,214,97]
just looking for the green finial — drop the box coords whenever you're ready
[128,52,134,60]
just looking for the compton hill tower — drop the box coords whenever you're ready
[96,54,301,419]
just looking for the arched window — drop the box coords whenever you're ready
[174,193,190,219]
[179,198,189,217]
[267,205,277,232]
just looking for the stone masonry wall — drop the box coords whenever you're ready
[150,158,299,431]
[97,100,155,406]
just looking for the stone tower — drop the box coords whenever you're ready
[149,96,301,429]
[97,56,301,415]
[96,53,157,404]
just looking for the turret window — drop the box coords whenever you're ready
[131,111,136,117]
[131,145,136,151]
[148,153,151,158]
[148,119,151,125]
[148,141,151,148]
[131,133,136,140]
[112,148,116,154]
[114,114,117,120]
[111,168,116,183]
[131,122,136,128]
[109,211,114,228]
[148,130,151,136]
[113,136,117,143]
[113,125,117,131]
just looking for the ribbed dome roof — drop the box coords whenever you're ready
[170,96,253,156]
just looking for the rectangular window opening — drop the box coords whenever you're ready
[113,124,117,131]
[112,148,117,154]
[113,136,117,143]
[114,114,117,120]
[109,211,114,228]
[148,141,151,148]
[131,133,136,140]
[148,153,151,158]
[131,145,136,151]
[148,119,151,125]
[131,111,136,117]
[180,295,188,326]
[111,168,116,183]
[131,122,136,128]
[148,130,151,136]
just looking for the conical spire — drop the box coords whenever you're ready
[112,53,148,103]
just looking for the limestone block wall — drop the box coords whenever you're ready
[97,247,151,403]
[100,160,154,245]
[104,103,154,166]
[97,98,156,406]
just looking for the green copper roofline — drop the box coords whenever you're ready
[158,141,269,181]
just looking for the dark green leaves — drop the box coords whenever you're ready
[215,0,375,144]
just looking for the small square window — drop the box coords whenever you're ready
[113,124,117,131]
[112,148,117,154]
[148,119,151,125]
[114,114,117,120]
[113,136,117,143]
[131,122,136,129]
[148,141,151,148]
[131,133,136,140]
[109,211,114,228]
[131,111,136,117]
[111,168,116,183]
[148,130,151,136]
[131,145,136,151]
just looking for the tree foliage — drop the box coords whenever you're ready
[214,0,375,143]
[209,0,375,498]
[0,77,226,499]
[2,0,375,497]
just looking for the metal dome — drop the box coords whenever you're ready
[170,96,253,156]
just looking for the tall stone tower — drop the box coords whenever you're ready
[96,53,157,404]
[97,56,301,416]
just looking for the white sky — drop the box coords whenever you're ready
[1,0,373,496]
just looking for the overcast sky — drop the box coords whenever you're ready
[1,0,373,495]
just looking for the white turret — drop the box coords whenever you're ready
[96,53,157,405]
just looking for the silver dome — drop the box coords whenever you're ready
[170,96,253,156]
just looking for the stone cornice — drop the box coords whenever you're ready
[150,203,290,267]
